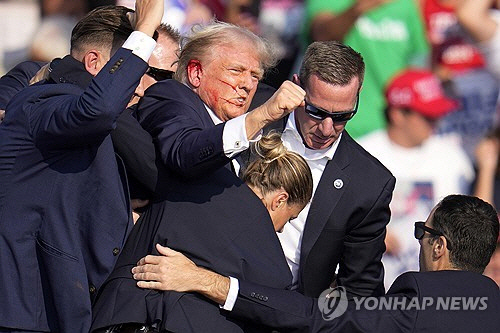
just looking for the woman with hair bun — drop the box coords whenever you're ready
[92,133,313,332]
[243,132,313,232]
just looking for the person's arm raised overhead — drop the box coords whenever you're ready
[310,0,392,42]
[132,0,164,38]
[457,0,498,42]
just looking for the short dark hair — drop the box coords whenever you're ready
[70,5,134,56]
[157,23,181,44]
[299,41,365,90]
[431,195,499,273]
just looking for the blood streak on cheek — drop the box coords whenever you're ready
[216,78,246,98]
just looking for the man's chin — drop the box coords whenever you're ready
[307,138,333,150]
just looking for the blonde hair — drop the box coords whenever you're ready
[174,21,277,84]
[243,133,313,207]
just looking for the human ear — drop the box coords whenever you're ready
[432,236,447,260]
[271,191,289,211]
[187,60,203,88]
[83,50,101,76]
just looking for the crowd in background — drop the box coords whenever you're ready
[1,0,500,289]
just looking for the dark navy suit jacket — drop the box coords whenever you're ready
[232,270,500,332]
[0,60,158,200]
[239,124,395,299]
[0,49,146,332]
[0,60,44,109]
[296,132,395,298]
[91,80,292,332]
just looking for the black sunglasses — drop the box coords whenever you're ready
[304,94,359,122]
[414,221,452,250]
[145,66,174,81]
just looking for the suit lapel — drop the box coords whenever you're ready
[299,134,352,281]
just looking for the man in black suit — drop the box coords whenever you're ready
[90,22,307,333]
[136,40,396,300]
[132,194,500,333]
[0,1,164,332]
[0,24,180,212]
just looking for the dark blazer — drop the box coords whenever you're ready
[231,270,500,333]
[0,59,158,200]
[137,79,231,182]
[0,49,146,332]
[237,116,394,299]
[92,167,292,332]
[137,78,394,299]
[0,60,44,109]
[297,132,395,298]
[92,80,292,332]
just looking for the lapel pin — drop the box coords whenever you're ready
[333,179,343,189]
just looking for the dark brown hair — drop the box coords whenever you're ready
[243,133,313,207]
[299,41,365,90]
[70,5,134,56]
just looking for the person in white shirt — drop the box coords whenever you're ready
[135,40,396,302]
[358,68,474,288]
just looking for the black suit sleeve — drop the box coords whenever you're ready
[339,175,396,298]
[137,87,231,179]
[111,106,158,196]
[0,61,45,109]
[231,275,417,333]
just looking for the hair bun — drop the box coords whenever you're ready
[254,132,287,163]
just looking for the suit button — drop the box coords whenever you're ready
[112,247,120,256]
[89,284,96,294]
[250,292,255,297]
[263,296,268,301]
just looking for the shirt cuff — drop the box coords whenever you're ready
[223,113,262,158]
[122,31,156,62]
[220,276,239,311]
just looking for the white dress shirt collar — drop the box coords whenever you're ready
[282,111,341,161]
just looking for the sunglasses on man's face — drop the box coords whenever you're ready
[304,94,359,123]
[145,66,174,81]
[414,221,452,250]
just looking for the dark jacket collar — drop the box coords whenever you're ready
[48,55,93,89]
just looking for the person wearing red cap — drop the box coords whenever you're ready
[358,68,474,289]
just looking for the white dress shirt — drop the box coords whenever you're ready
[205,105,261,174]
[278,111,341,288]
[222,111,342,310]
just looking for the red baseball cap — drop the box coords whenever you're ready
[385,69,458,119]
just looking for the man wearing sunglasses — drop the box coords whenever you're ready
[260,40,395,300]
[131,194,500,332]
[135,40,395,305]
[359,69,474,289]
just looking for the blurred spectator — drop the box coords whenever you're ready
[0,0,40,74]
[473,128,500,208]
[29,16,75,62]
[472,126,500,287]
[304,0,430,138]
[31,0,103,62]
[421,0,499,159]
[359,68,474,288]
[118,0,212,34]
[456,0,500,80]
